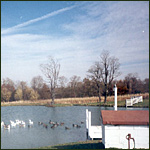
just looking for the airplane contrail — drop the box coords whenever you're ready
[2,5,76,35]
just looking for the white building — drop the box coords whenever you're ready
[101,110,149,149]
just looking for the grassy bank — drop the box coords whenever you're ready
[1,93,149,108]
[35,140,104,149]
[35,139,149,149]
[77,99,149,108]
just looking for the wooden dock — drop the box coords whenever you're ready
[86,109,102,140]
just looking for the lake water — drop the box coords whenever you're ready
[1,106,149,149]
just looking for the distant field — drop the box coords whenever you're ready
[1,93,149,107]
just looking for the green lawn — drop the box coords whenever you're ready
[74,99,149,108]
[1,98,149,108]
[35,140,104,149]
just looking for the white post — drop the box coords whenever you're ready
[88,111,91,139]
[114,84,117,111]
[86,109,88,130]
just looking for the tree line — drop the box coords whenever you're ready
[1,51,149,103]
[1,73,149,103]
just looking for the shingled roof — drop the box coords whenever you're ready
[101,110,149,125]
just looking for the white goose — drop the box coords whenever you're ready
[19,120,26,127]
[21,121,25,125]
[16,119,21,125]
[29,119,33,125]
[1,121,4,128]
[10,120,16,127]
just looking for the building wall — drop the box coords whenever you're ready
[102,124,149,149]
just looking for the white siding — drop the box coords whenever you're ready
[102,124,149,149]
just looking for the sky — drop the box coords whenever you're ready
[1,1,149,84]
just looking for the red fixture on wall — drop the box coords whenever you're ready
[126,134,135,149]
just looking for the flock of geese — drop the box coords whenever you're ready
[1,119,84,130]
[1,119,33,130]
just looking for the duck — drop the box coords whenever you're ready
[51,124,57,129]
[49,120,55,124]
[43,123,48,128]
[72,124,78,127]
[55,122,59,126]
[51,126,55,129]
[4,124,10,130]
[38,121,43,125]
[29,119,33,125]
[65,127,70,130]
[60,122,64,126]
[81,121,84,124]
[77,125,81,128]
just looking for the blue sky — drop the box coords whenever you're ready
[1,1,149,84]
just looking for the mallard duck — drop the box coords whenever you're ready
[77,125,81,128]
[38,122,43,125]
[55,122,59,126]
[51,124,57,129]
[49,120,55,124]
[60,122,64,126]
[43,123,48,128]
[65,127,70,130]
[72,124,78,127]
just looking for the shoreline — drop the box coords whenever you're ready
[34,140,104,149]
[1,99,149,108]
[1,93,149,107]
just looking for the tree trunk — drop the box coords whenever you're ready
[104,83,107,103]
[51,88,55,105]
[98,87,101,102]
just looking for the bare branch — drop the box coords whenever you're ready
[40,56,60,104]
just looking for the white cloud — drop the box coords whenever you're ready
[1,1,149,83]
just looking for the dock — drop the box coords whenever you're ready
[86,109,102,140]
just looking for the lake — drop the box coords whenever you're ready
[1,106,149,149]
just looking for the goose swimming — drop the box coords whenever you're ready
[10,121,16,127]
[1,121,4,128]
[29,120,33,125]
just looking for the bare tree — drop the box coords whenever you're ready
[88,50,121,103]
[40,56,60,105]
[124,73,139,94]
[16,81,27,100]
[69,75,81,98]
[88,62,103,102]
[58,76,68,88]
[57,76,68,98]
[101,50,121,103]
[31,76,44,91]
